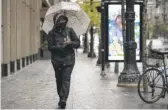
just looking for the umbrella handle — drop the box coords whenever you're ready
[64,36,69,42]
[66,28,70,41]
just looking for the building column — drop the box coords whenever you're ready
[35,0,41,58]
[30,0,37,63]
[25,0,29,66]
[36,0,39,54]
[10,0,17,74]
[30,0,33,62]
[38,0,42,59]
[34,0,39,61]
[118,0,140,87]
[33,0,36,59]
[0,0,1,76]
[1,0,41,77]
[1,0,11,76]
[16,0,22,71]
[21,0,26,68]
[27,0,32,64]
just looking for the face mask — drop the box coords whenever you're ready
[58,22,66,28]
[55,18,67,29]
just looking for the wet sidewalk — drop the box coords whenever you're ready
[1,50,168,109]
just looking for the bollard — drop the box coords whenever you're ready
[114,62,119,73]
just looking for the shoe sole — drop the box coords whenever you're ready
[60,101,66,108]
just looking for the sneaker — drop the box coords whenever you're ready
[59,99,66,109]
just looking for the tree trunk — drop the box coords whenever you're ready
[88,26,96,57]
[83,33,89,53]
[142,0,148,92]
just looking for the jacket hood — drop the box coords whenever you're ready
[53,13,68,26]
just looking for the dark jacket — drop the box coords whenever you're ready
[47,27,80,65]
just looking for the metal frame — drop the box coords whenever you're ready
[104,1,143,62]
[145,53,168,90]
[100,0,106,76]
[162,55,168,90]
[145,55,168,95]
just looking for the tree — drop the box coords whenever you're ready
[79,0,100,57]
[79,0,100,27]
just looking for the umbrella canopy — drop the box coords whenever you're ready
[42,2,90,36]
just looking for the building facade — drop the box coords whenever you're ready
[1,0,42,77]
[147,0,168,39]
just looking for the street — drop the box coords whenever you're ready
[1,50,168,109]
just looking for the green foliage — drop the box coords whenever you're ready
[149,24,168,33]
[158,24,168,32]
[148,24,155,33]
[147,23,168,39]
[79,0,100,27]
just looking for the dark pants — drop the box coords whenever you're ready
[52,61,74,101]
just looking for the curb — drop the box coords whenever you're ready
[117,83,138,88]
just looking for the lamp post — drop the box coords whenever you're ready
[100,0,106,76]
[88,0,96,58]
[88,26,96,57]
[114,0,126,74]
[118,0,140,87]
[96,4,110,68]
[95,1,106,75]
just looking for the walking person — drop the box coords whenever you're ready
[47,13,80,109]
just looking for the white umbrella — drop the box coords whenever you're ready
[42,1,90,36]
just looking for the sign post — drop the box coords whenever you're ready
[100,0,106,77]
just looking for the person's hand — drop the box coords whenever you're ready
[64,40,72,45]
[64,38,72,45]
[63,38,72,47]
